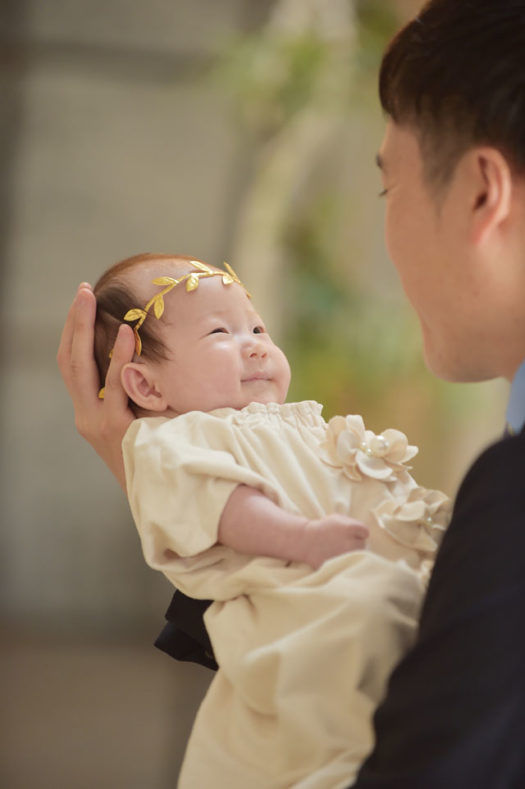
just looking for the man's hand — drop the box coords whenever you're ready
[57,283,136,490]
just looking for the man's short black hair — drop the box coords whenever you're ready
[379,0,525,187]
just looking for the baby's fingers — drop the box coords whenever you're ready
[348,530,368,549]
[348,522,369,541]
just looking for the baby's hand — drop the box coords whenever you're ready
[301,515,369,569]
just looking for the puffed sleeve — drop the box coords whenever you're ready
[122,413,280,563]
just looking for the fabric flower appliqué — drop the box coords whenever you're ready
[372,486,451,555]
[322,414,418,482]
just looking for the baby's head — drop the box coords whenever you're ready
[94,253,291,417]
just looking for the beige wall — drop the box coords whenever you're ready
[1,2,265,785]
[2,0,265,627]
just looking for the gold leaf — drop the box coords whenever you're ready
[186,273,200,291]
[134,331,142,356]
[190,260,211,273]
[153,277,176,286]
[222,274,233,285]
[124,308,146,322]
[98,387,106,399]
[153,296,164,319]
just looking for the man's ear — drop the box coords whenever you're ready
[121,362,168,412]
[469,148,512,245]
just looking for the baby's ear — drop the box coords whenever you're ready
[121,362,167,412]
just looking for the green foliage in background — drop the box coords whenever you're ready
[215,0,398,137]
[215,3,426,418]
[211,1,504,491]
[216,31,330,138]
[354,0,399,76]
[214,3,429,417]
[282,191,425,416]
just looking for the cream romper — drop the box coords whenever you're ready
[122,401,449,789]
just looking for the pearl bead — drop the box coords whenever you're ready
[369,435,390,457]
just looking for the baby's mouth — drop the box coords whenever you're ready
[242,374,270,383]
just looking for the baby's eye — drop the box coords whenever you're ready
[210,327,228,334]
[253,325,266,335]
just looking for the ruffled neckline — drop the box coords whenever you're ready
[212,400,325,428]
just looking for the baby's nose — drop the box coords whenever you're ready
[250,345,267,358]
[245,336,267,358]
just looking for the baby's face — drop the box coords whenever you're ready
[152,273,291,414]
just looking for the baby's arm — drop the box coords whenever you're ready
[218,485,368,569]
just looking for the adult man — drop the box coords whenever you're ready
[58,0,525,785]
[352,1,525,785]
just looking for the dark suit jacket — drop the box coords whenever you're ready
[352,428,525,787]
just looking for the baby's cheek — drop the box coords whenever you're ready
[278,353,292,394]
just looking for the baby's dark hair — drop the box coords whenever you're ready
[94,252,198,394]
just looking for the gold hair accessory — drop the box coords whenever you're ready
[98,260,248,399]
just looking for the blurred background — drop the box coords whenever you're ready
[1,0,507,786]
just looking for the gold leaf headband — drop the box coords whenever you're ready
[98,260,248,399]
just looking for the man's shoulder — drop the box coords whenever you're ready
[424,430,525,611]
[448,428,525,547]
[457,429,525,505]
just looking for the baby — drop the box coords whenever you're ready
[94,253,450,789]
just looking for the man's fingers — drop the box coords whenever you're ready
[57,283,135,484]
[57,284,94,389]
[103,323,135,405]
[67,286,100,404]
[101,323,136,449]
[57,285,84,373]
